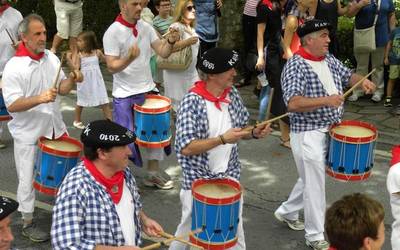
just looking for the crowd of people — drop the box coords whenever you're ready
[0,0,399,250]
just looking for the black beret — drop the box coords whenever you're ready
[198,48,239,74]
[81,120,136,148]
[0,196,18,221]
[297,19,332,38]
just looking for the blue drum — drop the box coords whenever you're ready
[191,179,242,250]
[327,120,377,181]
[0,89,11,121]
[33,136,82,195]
[133,95,171,148]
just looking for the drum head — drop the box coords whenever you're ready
[134,95,171,114]
[330,120,377,144]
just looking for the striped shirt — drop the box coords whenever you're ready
[243,0,259,17]
[153,15,173,35]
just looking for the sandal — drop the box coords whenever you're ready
[280,138,291,149]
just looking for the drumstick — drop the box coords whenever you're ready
[5,28,16,46]
[162,30,171,38]
[343,68,376,98]
[243,113,289,133]
[158,231,204,249]
[52,53,65,89]
[141,228,203,250]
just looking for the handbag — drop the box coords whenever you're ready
[353,0,380,53]
[156,27,193,70]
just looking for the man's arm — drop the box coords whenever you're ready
[105,44,140,74]
[7,88,58,113]
[346,0,370,17]
[151,28,180,58]
[348,73,376,94]
[287,95,345,113]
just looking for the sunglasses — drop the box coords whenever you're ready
[186,5,195,11]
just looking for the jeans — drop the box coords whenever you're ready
[258,85,271,121]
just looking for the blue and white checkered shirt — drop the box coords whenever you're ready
[51,162,142,249]
[175,87,250,190]
[281,54,353,133]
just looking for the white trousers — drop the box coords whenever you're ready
[169,189,246,250]
[275,130,328,242]
[14,142,37,214]
[353,47,385,97]
[146,147,164,161]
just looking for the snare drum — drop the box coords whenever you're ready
[191,179,242,250]
[133,95,171,148]
[327,120,377,181]
[0,86,11,121]
[33,136,82,195]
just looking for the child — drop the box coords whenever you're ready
[67,31,112,129]
[387,145,400,250]
[383,18,400,108]
[325,193,385,250]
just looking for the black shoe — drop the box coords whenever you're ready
[384,97,392,107]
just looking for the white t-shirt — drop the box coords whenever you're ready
[305,59,338,95]
[387,163,400,250]
[116,181,136,246]
[103,20,157,98]
[2,51,67,144]
[205,100,233,174]
[0,7,22,75]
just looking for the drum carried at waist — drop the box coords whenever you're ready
[133,94,172,148]
[0,79,11,121]
[327,120,377,181]
[33,136,82,195]
[191,178,242,250]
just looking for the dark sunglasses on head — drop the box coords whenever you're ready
[186,5,195,11]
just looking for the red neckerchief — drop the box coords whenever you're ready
[0,3,10,15]
[190,80,231,111]
[83,157,124,204]
[391,145,400,167]
[15,42,44,61]
[115,13,138,37]
[262,0,273,10]
[296,46,325,61]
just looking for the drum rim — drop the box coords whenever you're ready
[189,234,238,249]
[329,120,377,144]
[38,136,83,157]
[133,94,171,114]
[135,137,171,148]
[192,179,242,205]
[0,115,11,121]
[326,167,371,181]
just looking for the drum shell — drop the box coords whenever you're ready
[33,136,82,196]
[191,179,242,250]
[327,120,377,181]
[0,89,11,121]
[133,95,171,148]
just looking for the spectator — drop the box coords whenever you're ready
[50,0,83,57]
[387,145,400,250]
[325,193,385,250]
[0,0,22,149]
[0,196,18,250]
[163,0,199,112]
[347,0,396,102]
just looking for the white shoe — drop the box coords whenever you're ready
[371,93,382,102]
[0,140,6,149]
[347,93,359,102]
[274,211,305,231]
[305,239,329,250]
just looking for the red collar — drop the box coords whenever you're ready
[0,4,10,15]
[15,42,45,61]
[83,157,124,204]
[190,80,231,111]
[296,46,325,61]
[391,145,400,167]
[115,13,138,37]
[262,0,273,10]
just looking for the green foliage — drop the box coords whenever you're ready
[337,16,355,68]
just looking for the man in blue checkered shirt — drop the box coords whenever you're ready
[170,48,272,250]
[51,120,163,250]
[274,20,376,250]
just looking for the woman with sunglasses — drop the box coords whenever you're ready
[163,0,200,112]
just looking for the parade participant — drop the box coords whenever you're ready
[325,193,385,250]
[2,14,82,242]
[103,0,180,190]
[0,196,18,250]
[0,0,22,149]
[387,145,400,250]
[169,47,272,250]
[51,120,163,249]
[276,19,376,250]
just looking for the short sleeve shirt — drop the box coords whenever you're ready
[103,20,157,98]
[389,28,400,65]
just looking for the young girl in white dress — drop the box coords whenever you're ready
[67,30,112,129]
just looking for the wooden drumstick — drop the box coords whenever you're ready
[5,28,16,47]
[53,53,65,89]
[343,68,376,98]
[141,228,203,250]
[158,231,204,249]
[243,113,289,133]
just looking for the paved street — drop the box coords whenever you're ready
[0,66,399,249]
